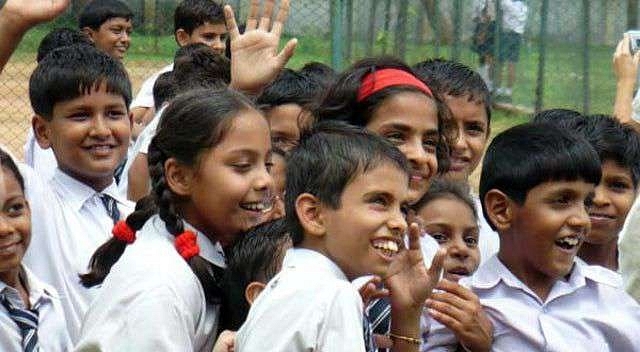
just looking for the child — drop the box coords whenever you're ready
[265,148,286,221]
[534,112,640,271]
[414,58,499,263]
[257,68,325,152]
[24,27,95,183]
[76,87,274,350]
[223,218,292,330]
[494,0,528,101]
[0,148,72,351]
[23,44,134,342]
[426,122,640,350]
[236,121,446,351]
[412,178,492,352]
[79,0,133,60]
[315,57,454,203]
[129,0,227,131]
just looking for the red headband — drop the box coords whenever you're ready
[357,68,433,102]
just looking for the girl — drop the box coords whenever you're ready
[75,88,274,351]
[0,149,72,351]
[412,178,492,352]
[314,57,454,203]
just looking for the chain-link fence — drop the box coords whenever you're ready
[0,0,634,158]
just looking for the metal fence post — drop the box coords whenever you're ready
[395,0,409,60]
[383,0,392,54]
[331,0,346,70]
[452,0,462,60]
[367,0,377,56]
[582,0,590,115]
[346,0,353,62]
[535,0,550,112]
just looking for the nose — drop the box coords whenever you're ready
[568,202,591,232]
[448,236,470,260]
[591,184,610,207]
[211,37,225,52]
[254,165,274,193]
[120,31,131,44]
[400,137,429,170]
[89,115,111,138]
[453,125,468,154]
[388,207,408,237]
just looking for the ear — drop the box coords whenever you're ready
[175,29,190,47]
[244,281,266,305]
[484,189,513,232]
[82,27,97,42]
[32,115,52,149]
[295,193,325,238]
[164,158,194,197]
[128,111,134,130]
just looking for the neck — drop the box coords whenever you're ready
[578,241,618,271]
[0,268,21,290]
[59,166,112,192]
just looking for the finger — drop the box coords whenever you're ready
[427,248,446,279]
[246,0,261,30]
[429,291,471,311]
[272,0,290,37]
[428,308,464,334]
[435,279,476,301]
[407,222,421,251]
[374,334,393,349]
[622,34,632,55]
[276,38,297,67]
[258,0,276,31]
[224,5,241,40]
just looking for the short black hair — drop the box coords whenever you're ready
[174,0,225,35]
[285,120,410,245]
[413,58,492,126]
[531,108,583,125]
[299,61,337,88]
[0,148,25,192]
[37,28,93,63]
[222,219,291,330]
[29,44,132,120]
[172,43,230,92]
[153,71,175,111]
[78,0,133,30]
[412,177,477,221]
[256,68,326,109]
[479,122,601,230]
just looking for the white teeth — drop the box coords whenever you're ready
[556,236,579,247]
[372,240,399,254]
[242,200,274,213]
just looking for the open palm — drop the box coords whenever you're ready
[1,0,70,28]
[224,0,297,93]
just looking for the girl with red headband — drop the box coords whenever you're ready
[314,57,454,204]
[75,88,275,350]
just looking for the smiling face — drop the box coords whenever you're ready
[418,196,480,282]
[366,92,439,203]
[184,109,274,246]
[444,94,489,181]
[265,103,311,152]
[0,167,31,279]
[33,82,132,191]
[587,159,637,244]
[85,17,133,60]
[319,162,410,280]
[499,180,593,299]
[178,22,228,55]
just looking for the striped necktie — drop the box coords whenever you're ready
[100,194,121,224]
[367,297,391,352]
[1,296,39,352]
[363,310,376,352]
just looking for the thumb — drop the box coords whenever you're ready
[276,38,298,67]
[427,248,446,280]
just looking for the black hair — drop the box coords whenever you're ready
[412,177,477,221]
[299,61,337,88]
[257,68,326,109]
[29,44,132,120]
[0,149,25,192]
[153,71,175,111]
[172,44,230,92]
[286,120,410,245]
[479,122,602,230]
[36,28,93,63]
[313,56,454,174]
[535,113,640,188]
[531,108,583,125]
[80,88,257,307]
[413,58,492,127]
[78,0,133,30]
[174,0,225,35]
[222,219,291,330]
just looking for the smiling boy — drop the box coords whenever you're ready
[425,123,640,351]
[79,0,133,60]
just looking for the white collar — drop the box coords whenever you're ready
[52,168,125,212]
[282,248,348,281]
[0,266,56,309]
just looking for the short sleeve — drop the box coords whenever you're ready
[318,284,367,351]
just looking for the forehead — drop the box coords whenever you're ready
[526,179,595,200]
[418,196,476,224]
[343,162,409,199]
[601,159,633,178]
[100,17,133,28]
[214,109,270,151]
[0,166,24,202]
[444,94,488,123]
[194,22,228,34]
[367,91,438,132]
[52,84,127,114]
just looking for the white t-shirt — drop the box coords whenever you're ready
[501,0,528,34]
[130,63,174,110]
[23,128,58,182]
[473,194,500,263]
[619,195,640,302]
[76,215,226,351]
[236,248,367,351]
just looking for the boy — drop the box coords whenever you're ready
[79,0,133,60]
[129,0,227,132]
[425,123,640,350]
[24,44,135,342]
[494,0,527,101]
[223,218,292,330]
[236,121,445,351]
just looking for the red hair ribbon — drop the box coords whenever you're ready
[112,220,136,244]
[175,230,199,261]
[357,68,433,102]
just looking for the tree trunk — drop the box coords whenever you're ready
[419,0,454,44]
[629,0,638,30]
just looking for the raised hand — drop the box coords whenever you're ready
[1,0,70,30]
[613,34,640,84]
[225,0,298,93]
[426,280,493,352]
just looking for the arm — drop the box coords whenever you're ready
[0,0,69,71]
[613,35,640,128]
[127,153,150,202]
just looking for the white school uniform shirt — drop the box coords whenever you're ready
[619,195,640,302]
[129,63,173,109]
[75,215,226,352]
[236,248,366,351]
[0,266,72,352]
[424,255,640,351]
[22,168,134,343]
[500,0,528,34]
[473,195,500,263]
[23,128,58,182]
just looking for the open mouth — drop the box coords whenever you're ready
[588,212,615,221]
[554,235,581,251]
[84,144,116,155]
[0,240,21,256]
[240,197,275,214]
[444,267,471,281]
[371,238,400,259]
[448,157,469,172]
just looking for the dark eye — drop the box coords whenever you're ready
[384,132,405,145]
[608,180,632,192]
[69,112,90,121]
[429,232,448,244]
[464,235,479,247]
[265,160,274,173]
[465,122,485,136]
[107,110,126,120]
[7,202,25,217]
[422,138,437,153]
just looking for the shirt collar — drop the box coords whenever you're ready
[0,266,56,309]
[52,168,124,211]
[282,248,349,281]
